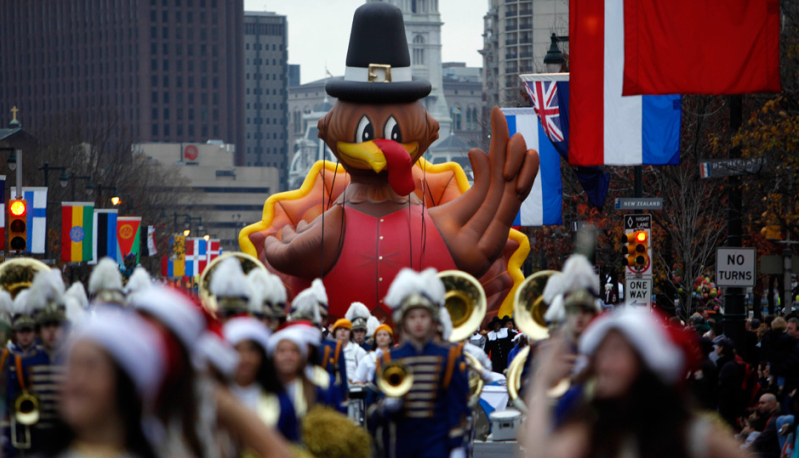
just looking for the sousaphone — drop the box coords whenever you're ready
[198,252,267,314]
[438,270,487,343]
[508,270,561,412]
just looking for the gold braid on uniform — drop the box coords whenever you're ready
[301,406,371,458]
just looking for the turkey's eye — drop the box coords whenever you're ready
[355,116,374,143]
[383,116,402,143]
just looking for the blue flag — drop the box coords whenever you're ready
[502,108,563,226]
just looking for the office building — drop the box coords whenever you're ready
[135,141,278,251]
[0,0,246,163]
[243,11,289,191]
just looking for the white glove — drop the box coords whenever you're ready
[449,447,466,458]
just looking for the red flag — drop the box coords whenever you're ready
[623,0,781,95]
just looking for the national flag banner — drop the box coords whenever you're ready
[169,235,186,277]
[147,226,157,256]
[116,217,142,263]
[570,0,681,167]
[0,175,5,251]
[502,108,563,226]
[11,187,48,254]
[61,202,95,262]
[184,238,208,277]
[206,239,220,269]
[91,209,119,264]
[520,74,610,209]
[623,0,781,96]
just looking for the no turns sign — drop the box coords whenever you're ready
[716,247,756,287]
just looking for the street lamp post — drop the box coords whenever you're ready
[66,173,93,201]
[38,162,70,191]
[543,33,567,73]
[724,95,745,354]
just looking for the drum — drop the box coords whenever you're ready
[487,409,522,442]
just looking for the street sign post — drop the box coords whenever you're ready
[699,157,768,179]
[625,277,652,308]
[615,198,663,210]
[624,214,652,276]
[716,247,757,287]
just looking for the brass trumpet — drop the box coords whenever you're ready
[11,390,39,449]
[438,270,487,343]
[377,362,414,398]
[198,252,268,314]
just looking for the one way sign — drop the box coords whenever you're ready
[625,277,652,308]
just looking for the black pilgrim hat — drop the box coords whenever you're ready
[488,316,503,328]
[325,3,432,104]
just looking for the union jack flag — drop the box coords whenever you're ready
[523,80,564,143]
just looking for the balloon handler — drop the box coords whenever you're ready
[240,3,540,323]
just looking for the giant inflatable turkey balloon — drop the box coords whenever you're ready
[240,3,540,323]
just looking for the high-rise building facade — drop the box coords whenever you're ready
[0,0,246,163]
[243,12,289,190]
[481,0,568,107]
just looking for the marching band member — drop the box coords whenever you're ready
[331,318,368,383]
[290,279,348,403]
[210,257,253,323]
[88,258,125,307]
[484,316,513,373]
[345,302,372,351]
[21,270,69,448]
[131,284,292,458]
[354,322,394,384]
[123,266,153,305]
[44,310,164,458]
[370,268,469,458]
[2,290,38,456]
[247,269,287,331]
[267,322,337,429]
[64,282,89,313]
[523,307,746,458]
[225,316,299,442]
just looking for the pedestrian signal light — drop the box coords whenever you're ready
[8,199,28,252]
[621,231,649,268]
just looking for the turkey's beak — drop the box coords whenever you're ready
[336,141,418,173]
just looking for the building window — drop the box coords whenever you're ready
[163,92,169,103]
[151,92,158,103]
[164,108,170,120]
[152,124,159,136]
[152,108,158,120]
[413,35,425,65]
[151,75,158,87]
[164,124,170,136]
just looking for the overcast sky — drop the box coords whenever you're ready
[243,0,487,84]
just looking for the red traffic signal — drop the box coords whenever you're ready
[621,231,649,268]
[8,199,28,252]
[9,200,26,217]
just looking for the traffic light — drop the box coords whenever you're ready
[8,199,27,252]
[621,230,649,269]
